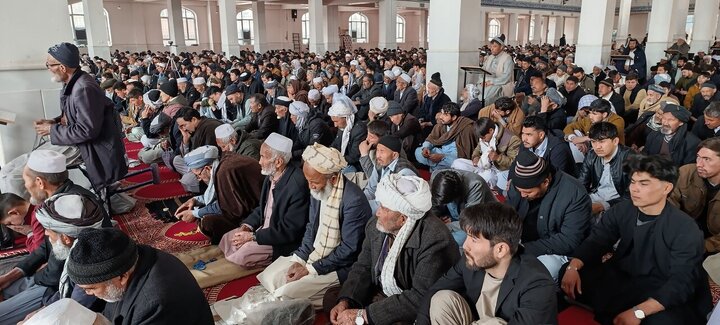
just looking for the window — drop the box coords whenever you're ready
[349,12,368,43]
[160,7,199,46]
[488,18,500,41]
[68,3,112,47]
[529,18,535,41]
[301,12,310,45]
[396,14,406,43]
[237,9,254,45]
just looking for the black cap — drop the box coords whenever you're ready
[377,135,403,153]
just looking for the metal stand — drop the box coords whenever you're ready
[460,66,493,107]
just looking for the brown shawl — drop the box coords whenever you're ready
[215,152,264,224]
[426,116,478,159]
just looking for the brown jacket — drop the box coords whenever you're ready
[426,116,477,159]
[478,104,525,137]
[562,113,626,145]
[470,125,521,171]
[669,164,720,252]
[190,117,223,151]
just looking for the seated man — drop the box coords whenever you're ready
[363,136,417,213]
[479,97,526,138]
[67,228,214,324]
[386,103,421,160]
[642,103,700,166]
[214,123,261,160]
[327,174,460,325]
[415,103,477,171]
[561,154,712,325]
[692,101,720,140]
[255,143,372,308]
[564,98,626,148]
[451,117,521,190]
[520,116,576,176]
[244,93,279,140]
[670,137,720,253]
[174,146,263,244]
[0,193,44,252]
[577,122,632,217]
[329,102,367,173]
[359,120,391,176]
[507,151,591,280]
[416,202,557,325]
[0,193,105,324]
[219,133,310,268]
[536,87,568,131]
[430,169,497,246]
[172,107,224,193]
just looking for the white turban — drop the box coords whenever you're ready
[192,77,206,85]
[312,77,323,84]
[350,60,359,66]
[398,73,411,84]
[375,174,432,296]
[328,102,355,155]
[328,102,353,117]
[289,101,310,130]
[369,97,389,114]
[392,66,402,77]
[321,84,339,96]
[214,123,236,140]
[383,70,395,80]
[35,194,105,238]
[308,89,321,101]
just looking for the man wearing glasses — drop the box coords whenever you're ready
[35,42,127,198]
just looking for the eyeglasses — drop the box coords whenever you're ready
[45,62,61,69]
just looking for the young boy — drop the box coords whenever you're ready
[0,193,44,252]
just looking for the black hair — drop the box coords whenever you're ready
[439,102,461,117]
[698,137,720,156]
[207,86,222,95]
[112,81,126,91]
[588,121,619,140]
[494,97,516,112]
[474,117,496,139]
[178,107,200,121]
[249,93,268,107]
[127,88,143,99]
[367,120,390,137]
[459,202,523,255]
[623,154,678,186]
[0,193,26,220]
[431,170,463,206]
[589,99,612,114]
[522,115,547,132]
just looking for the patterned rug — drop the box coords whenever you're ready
[164,221,209,242]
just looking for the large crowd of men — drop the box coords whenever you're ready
[0,34,720,324]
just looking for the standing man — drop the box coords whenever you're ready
[35,42,127,194]
[480,35,515,106]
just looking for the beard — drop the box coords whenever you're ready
[464,250,498,271]
[660,126,675,135]
[51,237,71,260]
[310,181,334,201]
[98,281,126,303]
[260,163,276,176]
[28,189,48,206]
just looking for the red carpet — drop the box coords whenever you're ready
[164,221,209,242]
[559,306,599,324]
[133,182,188,200]
[125,165,180,184]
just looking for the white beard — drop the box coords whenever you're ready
[310,181,333,201]
[51,237,71,261]
[98,282,126,303]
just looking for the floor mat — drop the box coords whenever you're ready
[133,182,189,200]
[164,220,209,242]
[125,165,180,184]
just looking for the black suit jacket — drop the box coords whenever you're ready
[416,253,558,325]
[607,92,626,117]
[243,165,310,260]
[642,126,700,166]
[394,87,419,115]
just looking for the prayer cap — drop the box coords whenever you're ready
[159,79,178,97]
[264,132,293,154]
[312,77,323,84]
[183,145,219,169]
[328,102,353,117]
[225,83,242,96]
[67,228,138,285]
[377,135,402,154]
[149,112,171,134]
[322,84,339,96]
[302,143,347,174]
[238,72,251,82]
[214,124,236,139]
[386,101,404,116]
[27,150,66,173]
[398,73,411,84]
[192,77,206,85]
[275,96,292,107]
[509,151,551,189]
[578,94,599,110]
[263,80,278,90]
[702,82,717,90]
[369,97,389,114]
[545,87,567,106]
[176,77,188,83]
[647,84,665,94]
[384,70,395,80]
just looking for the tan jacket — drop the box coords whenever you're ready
[637,95,679,117]
[563,112,626,145]
[470,125,521,171]
[669,164,720,252]
[478,104,525,137]
[623,88,646,111]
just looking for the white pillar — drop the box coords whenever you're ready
[669,0,690,40]
[549,16,564,45]
[617,0,632,40]
[716,13,720,41]
[532,14,543,43]
[507,13,518,46]
[564,17,578,46]
[691,0,720,53]
[541,16,550,44]
[324,5,340,52]
[206,1,215,51]
[646,0,675,67]
[252,2,267,52]
[427,0,482,101]
[378,0,397,49]
[419,9,428,48]
[576,0,617,74]
[519,16,530,45]
[166,0,186,54]
[573,15,581,44]
[82,0,110,59]
[308,0,325,53]
[218,0,239,56]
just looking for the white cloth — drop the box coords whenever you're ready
[256,255,339,309]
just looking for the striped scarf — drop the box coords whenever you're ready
[307,176,345,264]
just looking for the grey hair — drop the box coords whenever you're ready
[216,132,238,144]
[268,146,291,164]
[466,84,481,100]
[705,102,720,118]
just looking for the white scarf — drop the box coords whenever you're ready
[202,160,221,205]
[339,115,355,156]
[479,127,499,170]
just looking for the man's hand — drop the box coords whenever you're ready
[472,156,480,166]
[487,150,499,162]
[359,140,371,156]
[422,148,430,158]
[160,140,170,150]
[175,198,196,215]
[7,225,32,236]
[330,300,349,324]
[176,210,196,223]
[0,268,23,292]
[193,101,202,109]
[560,261,583,300]
[571,136,588,145]
[33,121,52,137]
[527,96,537,105]
[539,96,551,113]
[576,143,588,154]
[592,203,605,215]
[420,121,433,128]
[232,231,253,248]
[285,262,309,283]
[490,108,503,121]
[612,309,641,325]
[429,153,444,163]
[337,309,366,325]
[180,128,191,145]
[141,106,153,119]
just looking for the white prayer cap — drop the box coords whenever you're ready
[184,145,219,169]
[140,75,151,84]
[383,70,395,80]
[289,101,310,117]
[556,57,564,61]
[23,298,101,325]
[328,102,353,117]
[345,53,352,58]
[392,66,402,77]
[157,62,166,68]
[214,124,235,139]
[192,77,205,85]
[398,73,411,84]
[27,150,66,173]
[322,84,339,95]
[369,97,389,114]
[312,77,323,84]
[289,75,298,81]
[350,60,359,66]
[177,77,188,83]
[593,63,603,69]
[308,89,321,101]
[264,132,293,154]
